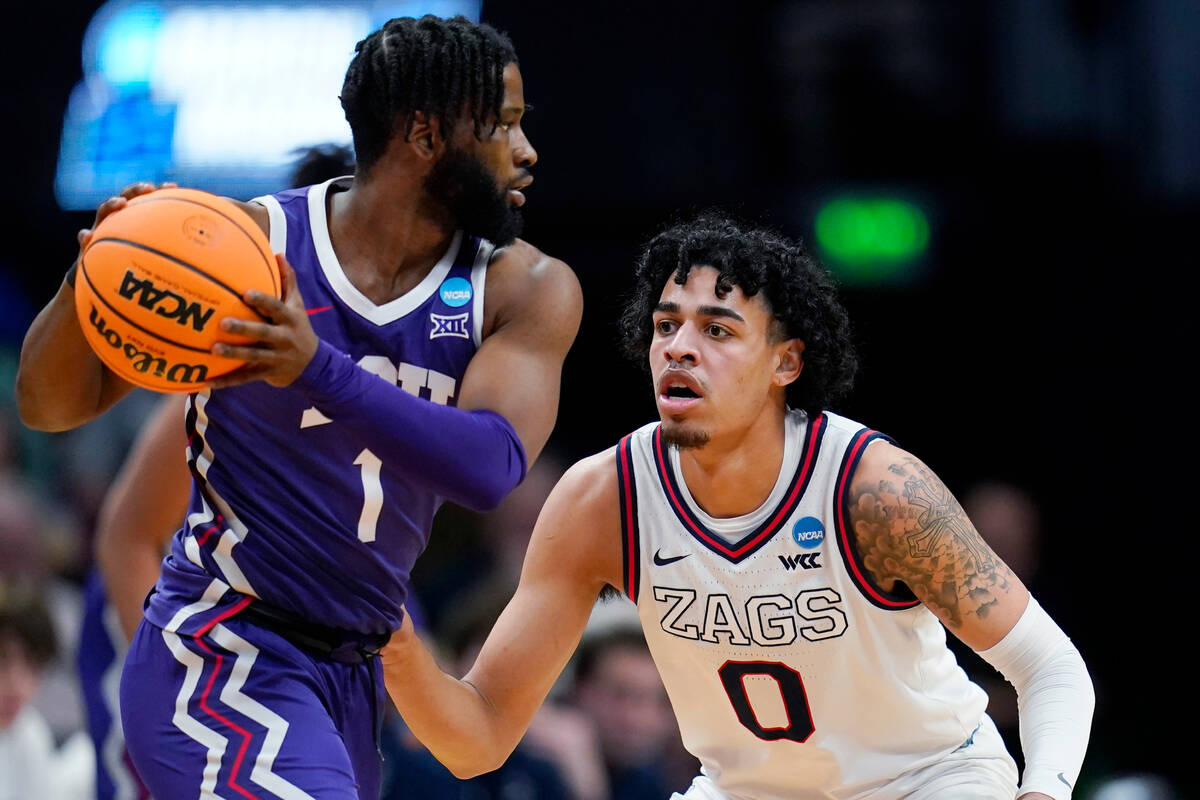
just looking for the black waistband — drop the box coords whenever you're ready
[236,601,390,665]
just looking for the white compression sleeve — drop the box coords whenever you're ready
[976,596,1095,800]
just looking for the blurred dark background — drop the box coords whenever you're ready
[1,0,1195,796]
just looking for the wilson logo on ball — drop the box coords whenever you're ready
[117,270,216,332]
[86,304,210,385]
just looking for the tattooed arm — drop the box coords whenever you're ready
[849,440,1092,800]
[847,440,1027,648]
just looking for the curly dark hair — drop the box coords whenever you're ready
[619,210,858,417]
[339,15,517,175]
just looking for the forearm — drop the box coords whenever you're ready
[16,282,132,431]
[978,597,1094,800]
[97,538,164,641]
[382,623,517,778]
[292,341,526,510]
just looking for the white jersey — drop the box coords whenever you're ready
[616,410,1000,800]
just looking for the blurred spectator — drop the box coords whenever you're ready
[419,452,567,630]
[288,142,355,186]
[381,587,579,800]
[0,581,92,799]
[565,619,695,800]
[0,405,87,742]
[962,480,1043,585]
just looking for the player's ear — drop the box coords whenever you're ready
[406,111,442,161]
[773,338,805,387]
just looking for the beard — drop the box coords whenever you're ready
[660,421,710,450]
[424,146,524,246]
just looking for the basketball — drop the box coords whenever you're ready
[73,187,280,392]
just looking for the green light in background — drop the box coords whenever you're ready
[814,196,930,283]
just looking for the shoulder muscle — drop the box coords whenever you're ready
[847,440,1026,645]
[481,239,582,343]
[524,447,625,596]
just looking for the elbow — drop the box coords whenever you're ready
[449,466,522,512]
[14,382,67,432]
[445,762,492,781]
[462,482,512,513]
[443,747,511,780]
[14,372,83,432]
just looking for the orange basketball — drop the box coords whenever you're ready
[74,187,280,392]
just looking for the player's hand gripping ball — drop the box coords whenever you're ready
[73,187,280,392]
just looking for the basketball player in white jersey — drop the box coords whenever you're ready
[382,211,1094,800]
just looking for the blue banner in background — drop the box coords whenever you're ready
[55,0,481,209]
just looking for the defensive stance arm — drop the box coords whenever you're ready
[381,450,623,777]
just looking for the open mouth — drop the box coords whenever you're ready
[664,385,700,399]
[657,371,704,411]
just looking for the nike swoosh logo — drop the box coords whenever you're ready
[653,549,690,566]
[306,305,333,316]
[1058,773,1073,789]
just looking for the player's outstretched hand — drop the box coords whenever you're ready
[208,254,320,389]
[76,181,178,254]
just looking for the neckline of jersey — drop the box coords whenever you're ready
[653,411,827,563]
[307,177,463,326]
[669,409,807,537]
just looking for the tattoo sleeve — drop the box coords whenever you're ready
[848,454,1016,631]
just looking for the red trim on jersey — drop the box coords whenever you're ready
[834,430,919,609]
[193,636,264,800]
[616,435,640,603]
[194,595,253,637]
[652,414,826,562]
[194,522,220,546]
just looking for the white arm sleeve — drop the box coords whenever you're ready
[976,596,1095,800]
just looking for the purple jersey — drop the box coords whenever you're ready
[146,177,493,639]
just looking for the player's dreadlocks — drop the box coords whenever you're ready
[340,15,518,175]
[619,210,858,418]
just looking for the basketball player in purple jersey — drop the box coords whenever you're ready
[17,14,582,798]
[74,145,366,800]
[381,212,1094,800]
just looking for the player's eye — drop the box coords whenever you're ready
[654,319,677,335]
[706,324,730,337]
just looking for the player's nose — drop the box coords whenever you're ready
[663,322,701,363]
[514,128,537,169]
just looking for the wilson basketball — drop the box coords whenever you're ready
[74,187,280,392]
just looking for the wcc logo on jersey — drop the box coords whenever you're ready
[781,516,825,571]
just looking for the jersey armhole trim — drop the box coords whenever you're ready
[250,194,287,254]
[833,429,921,610]
[471,238,494,347]
[616,434,641,603]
